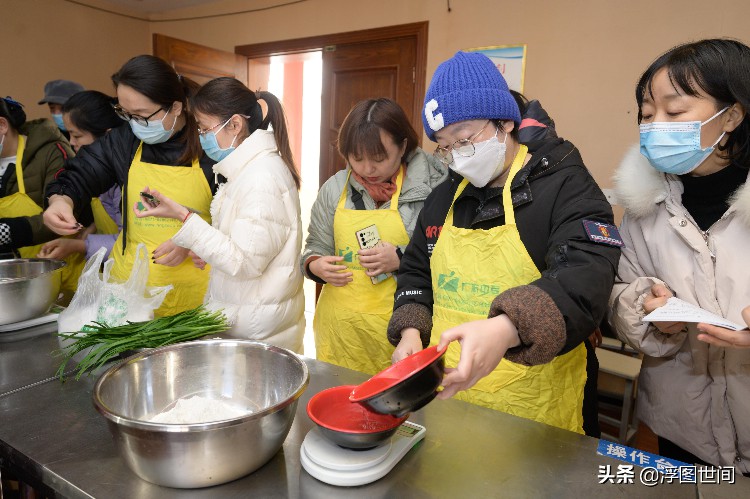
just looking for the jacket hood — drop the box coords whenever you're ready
[614,144,750,225]
[18,118,68,161]
[400,147,447,197]
[522,138,584,181]
[518,99,558,143]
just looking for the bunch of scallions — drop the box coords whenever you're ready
[55,306,229,380]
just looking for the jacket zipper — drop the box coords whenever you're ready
[683,212,719,262]
[684,211,746,471]
[700,228,716,262]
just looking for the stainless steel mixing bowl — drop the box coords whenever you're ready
[0,258,65,325]
[92,339,309,488]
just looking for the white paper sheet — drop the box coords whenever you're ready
[642,297,747,331]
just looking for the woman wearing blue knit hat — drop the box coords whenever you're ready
[387,51,620,433]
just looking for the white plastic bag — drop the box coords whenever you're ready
[58,244,172,332]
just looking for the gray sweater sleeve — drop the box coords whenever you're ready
[300,174,342,279]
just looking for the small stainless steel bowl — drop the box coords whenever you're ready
[0,259,65,326]
[92,339,309,488]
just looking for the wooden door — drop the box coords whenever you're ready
[319,37,417,185]
[153,34,248,86]
[235,23,428,302]
[235,22,429,186]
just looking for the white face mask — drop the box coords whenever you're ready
[450,130,507,188]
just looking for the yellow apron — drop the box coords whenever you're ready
[111,142,211,317]
[0,135,84,301]
[91,197,119,235]
[314,168,410,374]
[430,144,587,434]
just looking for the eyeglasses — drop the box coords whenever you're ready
[112,103,168,127]
[434,120,494,166]
[197,117,231,136]
[197,114,251,135]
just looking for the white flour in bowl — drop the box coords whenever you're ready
[149,396,251,424]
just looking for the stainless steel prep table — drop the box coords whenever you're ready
[1,331,700,498]
[0,322,61,396]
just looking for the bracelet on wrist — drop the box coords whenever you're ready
[182,211,192,223]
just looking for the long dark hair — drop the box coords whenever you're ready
[636,38,750,168]
[337,98,418,164]
[63,90,124,138]
[192,77,300,189]
[111,55,201,165]
[0,96,26,130]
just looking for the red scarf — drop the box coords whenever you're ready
[351,165,404,205]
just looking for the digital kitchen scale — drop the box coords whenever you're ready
[300,421,426,487]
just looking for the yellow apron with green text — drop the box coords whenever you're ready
[90,197,119,235]
[430,144,587,434]
[314,168,410,375]
[111,143,211,317]
[0,135,85,302]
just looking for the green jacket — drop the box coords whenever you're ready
[0,119,74,247]
[300,147,447,280]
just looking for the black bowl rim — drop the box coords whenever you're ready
[317,424,401,449]
[92,339,309,432]
[350,346,445,403]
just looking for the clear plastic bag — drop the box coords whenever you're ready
[58,244,172,332]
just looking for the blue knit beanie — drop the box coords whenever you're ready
[423,51,521,142]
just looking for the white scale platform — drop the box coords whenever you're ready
[0,311,59,342]
[300,421,426,487]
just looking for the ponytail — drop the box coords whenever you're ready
[192,77,301,189]
[177,75,202,166]
[257,90,300,189]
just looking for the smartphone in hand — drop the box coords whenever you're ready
[139,191,160,208]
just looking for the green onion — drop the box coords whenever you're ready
[55,306,230,380]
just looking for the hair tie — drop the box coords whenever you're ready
[177,74,184,82]
[255,88,262,100]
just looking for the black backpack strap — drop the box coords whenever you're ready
[350,185,366,210]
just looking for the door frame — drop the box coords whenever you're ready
[154,33,249,86]
[234,21,429,138]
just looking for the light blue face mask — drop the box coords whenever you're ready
[129,106,177,145]
[199,117,237,162]
[0,134,4,156]
[52,113,66,131]
[639,107,729,175]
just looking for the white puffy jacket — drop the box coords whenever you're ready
[173,129,305,353]
[609,145,750,470]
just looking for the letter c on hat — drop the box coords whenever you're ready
[424,99,444,132]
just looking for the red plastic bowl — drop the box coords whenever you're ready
[349,345,445,417]
[307,385,408,450]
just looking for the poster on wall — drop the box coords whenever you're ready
[465,44,527,93]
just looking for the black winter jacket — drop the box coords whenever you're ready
[388,137,620,364]
[45,124,217,254]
